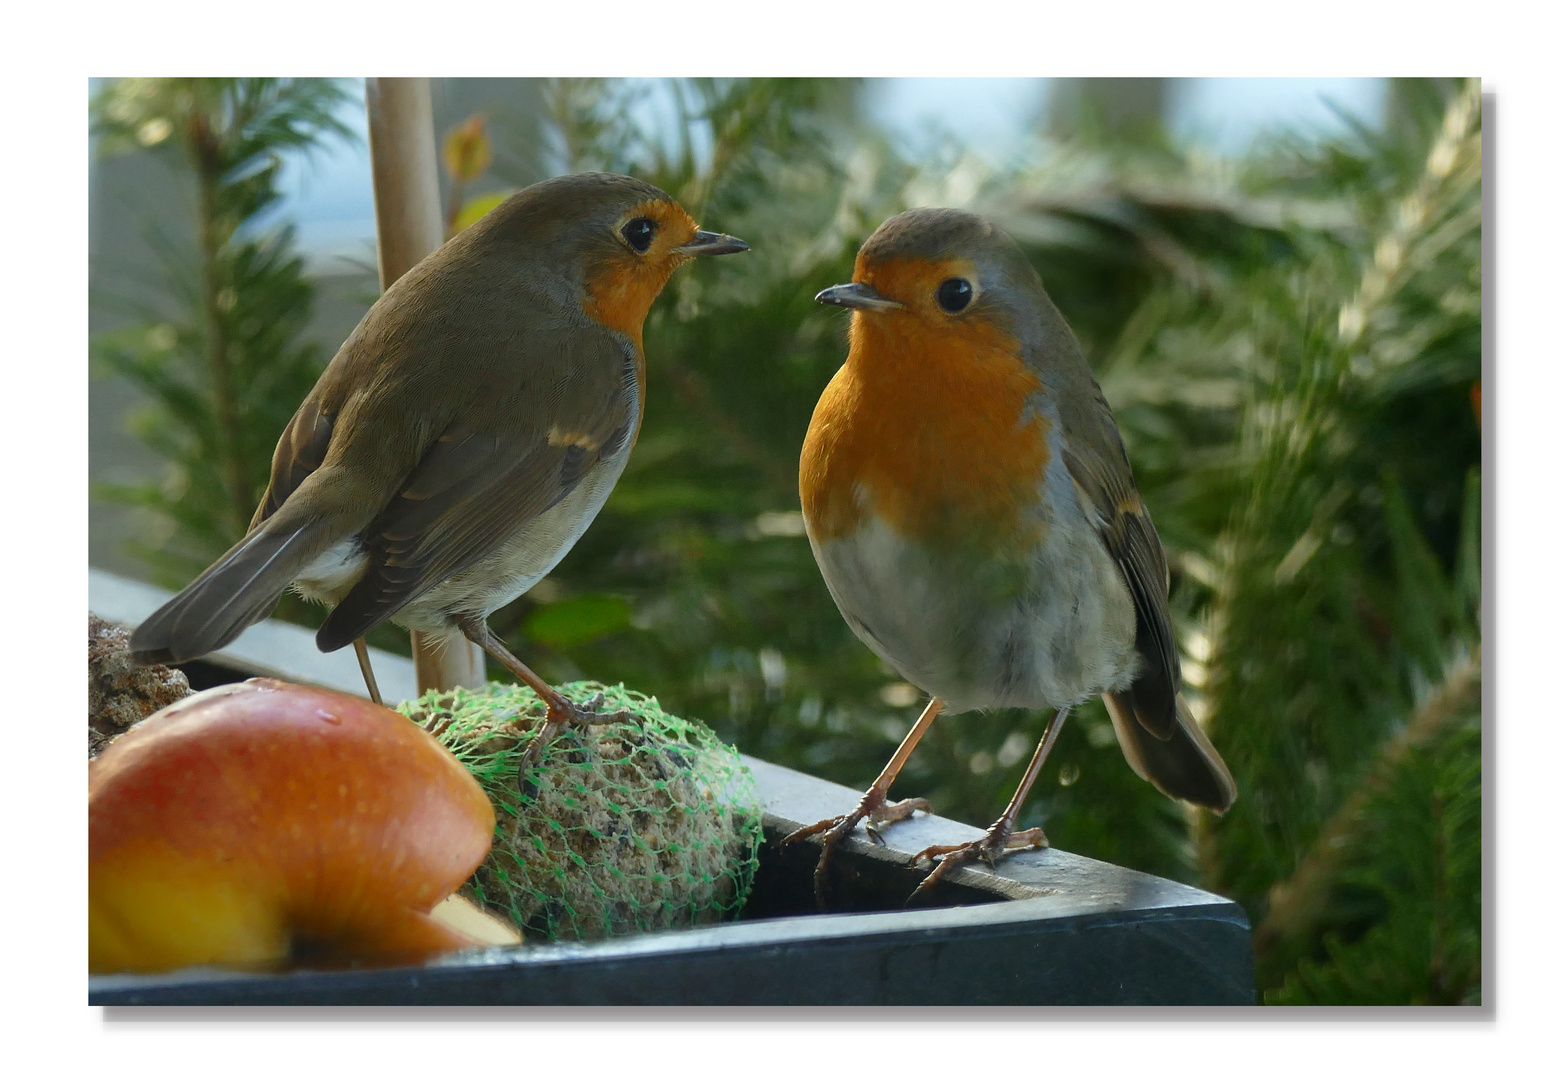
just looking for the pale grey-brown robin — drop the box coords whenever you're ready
[783,207,1235,902]
[131,172,747,753]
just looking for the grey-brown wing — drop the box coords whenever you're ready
[252,395,336,529]
[1057,380,1182,741]
[314,341,638,651]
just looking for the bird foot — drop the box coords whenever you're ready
[907,824,1048,904]
[780,790,932,907]
[864,797,934,845]
[568,691,638,728]
[516,691,637,786]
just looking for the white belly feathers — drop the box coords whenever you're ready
[809,490,1140,715]
[290,438,633,638]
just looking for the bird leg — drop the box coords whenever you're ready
[352,638,384,706]
[780,696,944,906]
[907,704,1071,905]
[457,616,634,779]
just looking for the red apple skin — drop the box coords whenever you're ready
[89,679,495,974]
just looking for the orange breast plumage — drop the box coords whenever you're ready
[799,306,1050,554]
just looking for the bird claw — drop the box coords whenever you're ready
[780,791,930,850]
[907,825,1048,904]
[875,796,931,826]
[517,691,638,796]
[563,692,637,729]
[865,796,931,846]
[781,792,932,907]
[778,813,850,849]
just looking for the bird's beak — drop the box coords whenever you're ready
[674,230,750,257]
[814,282,905,311]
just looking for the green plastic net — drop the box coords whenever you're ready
[401,680,763,943]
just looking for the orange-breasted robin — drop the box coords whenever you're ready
[784,207,1235,902]
[131,172,747,750]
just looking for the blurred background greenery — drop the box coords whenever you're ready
[88,76,1482,1005]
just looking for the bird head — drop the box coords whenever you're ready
[467,172,748,347]
[815,207,1048,361]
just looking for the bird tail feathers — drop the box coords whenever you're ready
[129,514,332,666]
[1103,688,1237,812]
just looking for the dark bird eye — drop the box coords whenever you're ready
[937,277,973,313]
[622,217,656,254]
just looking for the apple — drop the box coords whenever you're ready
[89,679,496,974]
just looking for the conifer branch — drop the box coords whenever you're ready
[1254,643,1481,955]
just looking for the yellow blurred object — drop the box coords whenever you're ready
[452,190,514,234]
[443,113,492,183]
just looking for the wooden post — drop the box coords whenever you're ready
[365,78,443,288]
[364,77,486,695]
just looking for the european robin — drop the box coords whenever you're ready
[783,208,1235,902]
[130,172,748,754]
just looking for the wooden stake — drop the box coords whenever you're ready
[365,78,443,288]
[364,77,486,695]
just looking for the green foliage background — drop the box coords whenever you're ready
[90,78,354,581]
[89,77,1482,1004]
